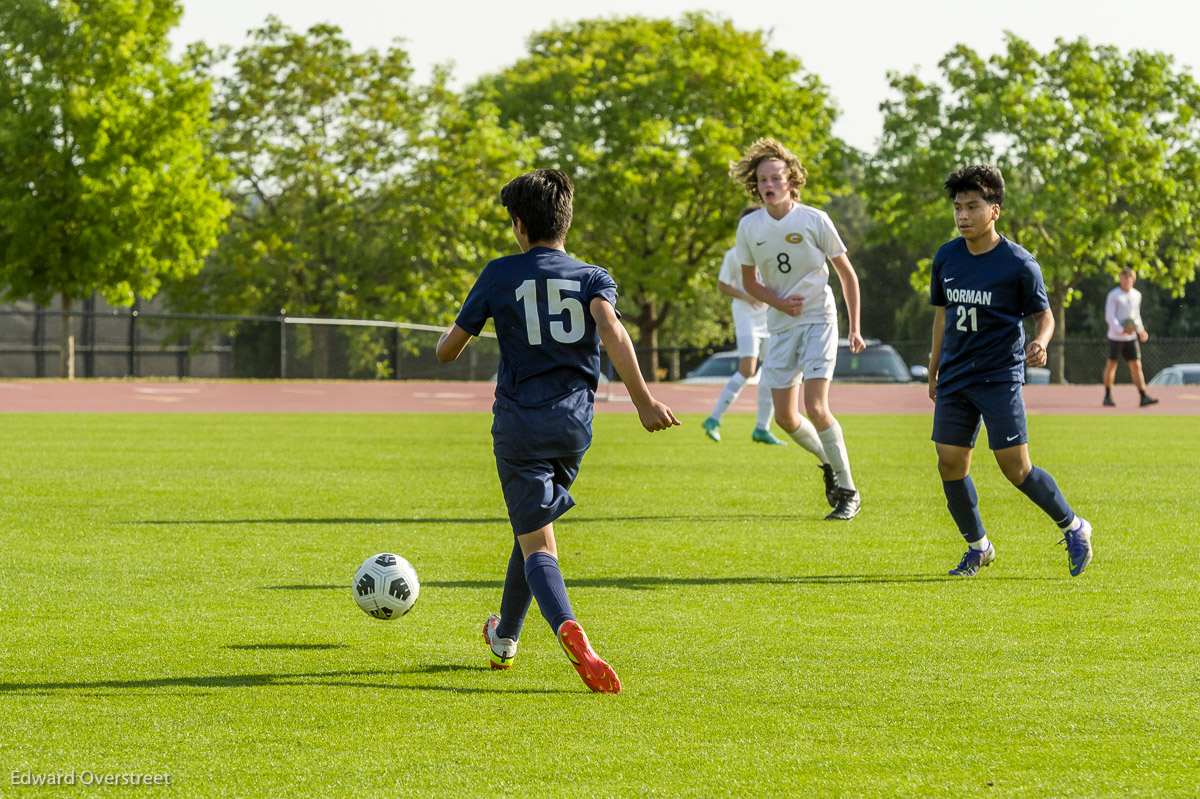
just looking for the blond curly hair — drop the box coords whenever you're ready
[730,137,808,202]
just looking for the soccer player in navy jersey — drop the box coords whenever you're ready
[436,169,679,692]
[929,164,1093,577]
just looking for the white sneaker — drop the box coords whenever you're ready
[483,613,517,670]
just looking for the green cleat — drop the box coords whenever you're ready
[702,417,721,442]
[751,428,787,446]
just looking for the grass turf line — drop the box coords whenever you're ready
[0,412,1197,797]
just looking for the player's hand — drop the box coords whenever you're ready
[928,381,937,403]
[778,295,804,317]
[1138,330,1149,342]
[1025,341,1047,367]
[638,400,680,432]
[846,332,866,354]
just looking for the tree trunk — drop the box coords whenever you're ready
[1047,285,1067,384]
[59,294,75,380]
[635,302,660,383]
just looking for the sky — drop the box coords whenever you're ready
[171,0,1199,153]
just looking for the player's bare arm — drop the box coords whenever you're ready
[436,324,473,363]
[1026,309,1054,367]
[929,306,946,402]
[741,264,803,316]
[717,280,764,308]
[590,297,680,432]
[830,254,864,354]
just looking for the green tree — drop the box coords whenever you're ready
[169,19,533,376]
[867,33,1200,381]
[0,0,230,377]
[472,13,843,379]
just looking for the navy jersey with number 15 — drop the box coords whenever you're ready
[930,237,1050,397]
[455,246,619,459]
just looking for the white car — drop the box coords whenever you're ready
[679,351,759,385]
[1148,363,1200,387]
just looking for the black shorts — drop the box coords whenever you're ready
[1107,339,1141,362]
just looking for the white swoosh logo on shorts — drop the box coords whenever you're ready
[1007,434,1019,441]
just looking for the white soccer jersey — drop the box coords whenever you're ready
[734,204,847,332]
[717,247,768,336]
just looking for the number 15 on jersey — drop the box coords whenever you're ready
[515,278,584,345]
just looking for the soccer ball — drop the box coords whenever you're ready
[353,553,419,620]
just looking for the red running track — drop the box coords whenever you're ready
[1,380,1197,415]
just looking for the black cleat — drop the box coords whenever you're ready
[1102,395,1116,407]
[1139,395,1159,407]
[824,487,860,520]
[820,464,838,507]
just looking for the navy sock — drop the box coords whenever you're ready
[495,539,532,641]
[943,476,986,543]
[1016,466,1074,528]
[523,551,576,634]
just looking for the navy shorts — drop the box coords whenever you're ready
[932,381,1028,450]
[495,455,583,535]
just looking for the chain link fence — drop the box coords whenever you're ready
[2,303,1197,383]
[888,338,1200,385]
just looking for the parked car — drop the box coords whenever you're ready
[682,341,928,385]
[1148,363,1200,387]
[679,351,759,385]
[1025,366,1051,385]
[835,340,928,383]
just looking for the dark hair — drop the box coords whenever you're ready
[944,164,1005,205]
[500,169,574,243]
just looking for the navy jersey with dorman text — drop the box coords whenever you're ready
[456,246,618,459]
[930,237,1049,396]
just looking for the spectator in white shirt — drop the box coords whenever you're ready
[1102,268,1158,407]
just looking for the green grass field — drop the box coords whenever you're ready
[2,412,1198,797]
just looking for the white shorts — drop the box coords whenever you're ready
[732,307,769,359]
[760,322,837,389]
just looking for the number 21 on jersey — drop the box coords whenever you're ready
[955,305,978,332]
[515,278,584,345]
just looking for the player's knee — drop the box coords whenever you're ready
[999,463,1030,486]
[937,463,967,481]
[805,403,831,428]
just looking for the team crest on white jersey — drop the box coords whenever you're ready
[786,233,803,244]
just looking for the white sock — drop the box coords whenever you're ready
[969,535,991,552]
[786,414,827,462]
[818,421,855,491]
[710,372,747,421]
[754,382,774,431]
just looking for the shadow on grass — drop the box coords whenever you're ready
[268,574,1053,592]
[134,514,807,526]
[225,643,345,651]
[0,668,568,695]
